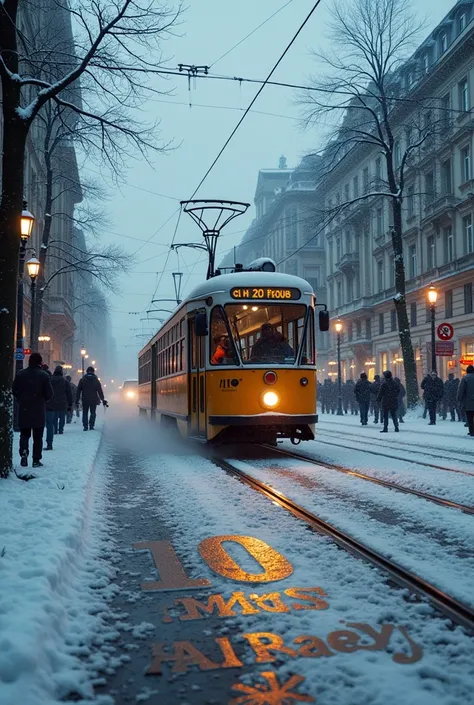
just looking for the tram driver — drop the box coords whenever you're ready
[211,334,232,365]
[250,323,294,362]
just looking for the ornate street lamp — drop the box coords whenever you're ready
[26,256,40,350]
[428,283,438,373]
[335,318,344,416]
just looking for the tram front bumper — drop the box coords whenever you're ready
[209,414,318,426]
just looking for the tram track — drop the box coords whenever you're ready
[320,426,474,469]
[216,457,474,633]
[259,444,474,514]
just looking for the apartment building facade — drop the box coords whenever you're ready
[323,0,474,384]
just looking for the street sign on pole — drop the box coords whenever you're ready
[437,322,454,341]
[15,352,24,360]
[435,341,454,356]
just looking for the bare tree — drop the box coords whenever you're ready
[0,0,180,477]
[300,0,436,407]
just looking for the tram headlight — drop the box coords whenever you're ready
[126,390,135,399]
[262,391,279,409]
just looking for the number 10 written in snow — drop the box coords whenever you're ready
[133,535,294,591]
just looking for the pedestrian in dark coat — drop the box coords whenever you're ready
[12,352,54,467]
[76,366,106,430]
[377,370,400,432]
[457,365,474,436]
[370,374,382,423]
[354,373,371,425]
[45,366,72,449]
[394,377,406,423]
[65,375,77,423]
[444,373,461,421]
[421,371,444,425]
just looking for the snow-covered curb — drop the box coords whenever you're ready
[0,421,116,705]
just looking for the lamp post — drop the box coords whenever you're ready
[428,283,438,373]
[81,346,87,375]
[335,318,344,416]
[26,256,40,350]
[16,201,35,373]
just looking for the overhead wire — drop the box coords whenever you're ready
[210,0,295,67]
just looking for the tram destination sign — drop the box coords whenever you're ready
[231,286,301,301]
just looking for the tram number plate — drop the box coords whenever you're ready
[231,287,301,300]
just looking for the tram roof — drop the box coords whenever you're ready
[187,271,314,300]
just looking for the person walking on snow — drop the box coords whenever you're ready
[457,365,474,437]
[421,371,444,425]
[394,377,406,423]
[65,375,77,423]
[12,352,53,468]
[354,372,371,426]
[444,373,461,421]
[76,366,106,431]
[377,370,400,433]
[370,374,382,423]
[45,366,72,450]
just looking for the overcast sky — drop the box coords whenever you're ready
[88,0,458,380]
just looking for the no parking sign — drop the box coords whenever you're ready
[437,322,454,341]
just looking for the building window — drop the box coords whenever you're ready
[407,184,415,217]
[336,236,342,261]
[348,322,353,342]
[337,280,342,306]
[375,157,381,182]
[441,158,452,194]
[440,33,447,54]
[461,145,471,182]
[441,93,451,128]
[425,171,435,204]
[394,141,401,169]
[377,259,384,292]
[459,78,469,112]
[356,320,362,338]
[444,226,454,263]
[464,215,473,253]
[353,175,359,199]
[427,235,436,269]
[391,309,397,332]
[423,54,429,73]
[445,289,453,318]
[378,313,384,335]
[376,207,383,237]
[410,302,417,327]
[365,318,371,339]
[409,244,417,278]
[344,183,350,202]
[464,283,473,314]
[363,167,369,193]
[459,12,466,32]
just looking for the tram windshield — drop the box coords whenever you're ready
[210,303,314,365]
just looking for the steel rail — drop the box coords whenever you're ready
[217,458,474,632]
[261,444,474,514]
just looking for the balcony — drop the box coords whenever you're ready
[337,251,359,273]
[422,194,456,225]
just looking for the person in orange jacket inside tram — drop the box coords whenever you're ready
[211,335,229,365]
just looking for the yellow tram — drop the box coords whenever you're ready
[138,261,329,444]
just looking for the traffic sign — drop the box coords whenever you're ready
[437,322,454,341]
[15,352,24,360]
[435,341,454,356]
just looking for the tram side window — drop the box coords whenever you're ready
[210,307,237,365]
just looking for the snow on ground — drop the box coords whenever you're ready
[139,449,474,705]
[0,419,116,705]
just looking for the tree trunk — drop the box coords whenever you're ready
[391,198,418,408]
[0,115,28,478]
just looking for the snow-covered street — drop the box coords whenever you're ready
[1,410,474,705]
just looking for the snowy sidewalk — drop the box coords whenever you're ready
[0,419,114,705]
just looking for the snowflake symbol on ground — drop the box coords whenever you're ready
[229,671,315,705]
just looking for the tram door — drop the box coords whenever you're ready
[188,314,207,439]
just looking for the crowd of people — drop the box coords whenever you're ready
[12,352,107,468]
[318,366,474,435]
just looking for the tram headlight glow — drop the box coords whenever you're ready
[262,391,279,409]
[126,390,135,399]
